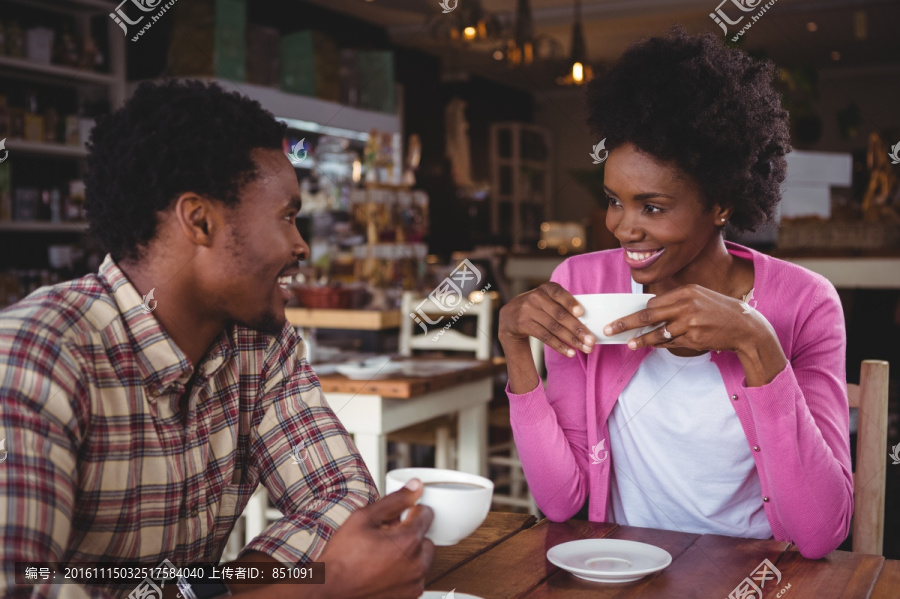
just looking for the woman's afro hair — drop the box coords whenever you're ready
[85,79,286,262]
[584,28,791,232]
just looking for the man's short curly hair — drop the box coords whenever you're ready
[585,28,790,232]
[85,80,286,262]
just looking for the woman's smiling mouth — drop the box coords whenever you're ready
[623,248,665,269]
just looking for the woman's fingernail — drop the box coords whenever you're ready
[582,344,592,353]
[573,306,584,317]
[583,335,594,345]
[566,348,575,357]
[604,325,613,336]
[405,478,422,491]
[627,340,637,350]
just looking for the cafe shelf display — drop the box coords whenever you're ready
[0,0,126,308]
[290,128,429,307]
[348,186,429,290]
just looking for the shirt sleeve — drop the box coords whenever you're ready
[238,324,377,564]
[0,317,113,598]
[743,279,853,559]
[506,260,591,521]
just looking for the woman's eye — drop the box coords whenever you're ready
[606,195,619,206]
[644,205,662,214]
[284,214,296,222]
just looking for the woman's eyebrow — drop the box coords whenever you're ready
[604,185,674,201]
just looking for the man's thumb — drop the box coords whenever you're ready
[365,479,423,524]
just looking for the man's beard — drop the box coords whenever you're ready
[237,308,285,337]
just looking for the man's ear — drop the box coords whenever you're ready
[173,192,221,246]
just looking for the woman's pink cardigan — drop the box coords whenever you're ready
[507,241,853,559]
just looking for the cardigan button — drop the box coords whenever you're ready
[753,445,760,451]
[763,496,770,502]
[731,394,738,400]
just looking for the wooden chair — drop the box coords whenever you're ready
[847,359,889,555]
[389,291,493,469]
[399,291,493,360]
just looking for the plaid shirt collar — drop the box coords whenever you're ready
[96,254,237,399]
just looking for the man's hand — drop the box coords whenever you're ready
[319,478,435,598]
[163,480,434,599]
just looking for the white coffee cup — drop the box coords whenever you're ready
[574,293,663,344]
[385,468,494,546]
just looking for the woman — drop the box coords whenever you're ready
[498,29,852,559]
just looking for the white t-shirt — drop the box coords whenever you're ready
[606,278,772,539]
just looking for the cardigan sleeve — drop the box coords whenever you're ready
[506,261,591,521]
[743,278,853,559]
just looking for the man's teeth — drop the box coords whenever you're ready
[626,250,661,261]
[278,275,293,286]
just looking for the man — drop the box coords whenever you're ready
[0,80,433,598]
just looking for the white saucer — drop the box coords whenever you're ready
[546,539,672,583]
[335,361,403,379]
[419,591,483,599]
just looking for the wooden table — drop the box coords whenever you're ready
[428,514,899,598]
[316,358,504,493]
[284,308,401,330]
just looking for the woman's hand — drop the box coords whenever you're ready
[499,282,595,357]
[604,284,788,385]
[604,284,767,354]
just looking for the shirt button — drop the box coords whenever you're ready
[763,496,770,502]
[731,394,739,400]
[191,506,199,517]
[753,445,760,451]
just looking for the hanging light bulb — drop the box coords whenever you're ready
[494,0,562,68]
[514,0,534,65]
[430,0,501,44]
[558,0,593,85]
[572,61,584,83]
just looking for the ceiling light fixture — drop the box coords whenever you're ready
[557,0,593,85]
[494,0,562,67]
[430,0,502,44]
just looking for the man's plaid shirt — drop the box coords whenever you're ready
[0,255,376,597]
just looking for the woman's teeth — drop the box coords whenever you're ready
[626,249,661,261]
[278,275,292,287]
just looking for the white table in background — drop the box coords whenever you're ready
[242,359,500,541]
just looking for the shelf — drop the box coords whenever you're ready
[782,257,900,289]
[284,308,401,330]
[0,55,117,86]
[3,139,88,158]
[130,79,403,139]
[0,221,89,232]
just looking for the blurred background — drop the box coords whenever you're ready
[0,0,897,559]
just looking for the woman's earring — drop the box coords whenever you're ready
[720,218,726,223]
